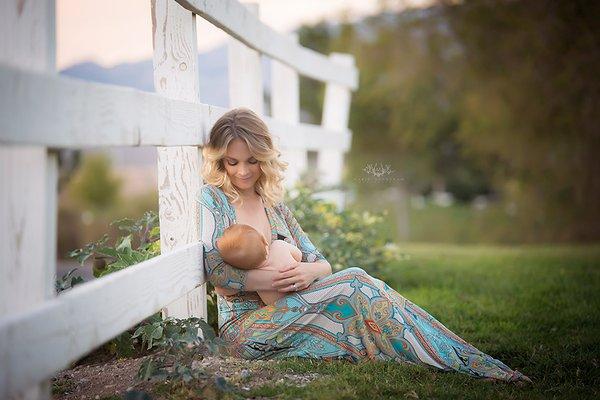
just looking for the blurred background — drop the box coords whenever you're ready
[55,0,600,277]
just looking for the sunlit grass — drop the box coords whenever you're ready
[246,243,600,399]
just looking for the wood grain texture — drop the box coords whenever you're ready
[175,0,358,89]
[0,1,56,398]
[0,243,204,399]
[152,0,207,320]
[0,63,351,151]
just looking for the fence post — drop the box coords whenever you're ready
[151,0,207,321]
[0,1,57,398]
[271,33,306,189]
[319,52,355,209]
[227,2,263,113]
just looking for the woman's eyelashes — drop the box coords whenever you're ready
[227,159,258,166]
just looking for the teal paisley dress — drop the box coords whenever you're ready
[198,184,527,382]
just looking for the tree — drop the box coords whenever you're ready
[68,153,122,211]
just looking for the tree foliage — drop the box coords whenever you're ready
[67,153,122,211]
[297,0,600,242]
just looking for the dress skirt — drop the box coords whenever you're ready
[217,267,527,382]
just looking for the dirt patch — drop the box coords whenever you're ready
[52,356,146,399]
[52,347,322,399]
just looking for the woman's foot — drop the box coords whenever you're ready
[480,371,532,385]
[513,371,533,386]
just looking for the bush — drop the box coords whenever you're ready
[286,183,404,281]
[135,315,226,383]
[68,211,160,278]
[63,211,219,362]
[67,153,122,211]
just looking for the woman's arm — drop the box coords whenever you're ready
[246,268,288,291]
[198,185,256,291]
[215,268,283,293]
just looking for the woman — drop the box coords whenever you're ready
[197,107,531,383]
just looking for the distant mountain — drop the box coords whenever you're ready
[58,8,439,109]
[59,44,272,108]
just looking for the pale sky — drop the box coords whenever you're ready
[56,0,431,70]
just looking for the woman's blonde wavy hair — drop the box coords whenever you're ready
[201,107,289,208]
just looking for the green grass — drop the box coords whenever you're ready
[246,243,600,399]
[407,202,518,243]
[351,192,554,244]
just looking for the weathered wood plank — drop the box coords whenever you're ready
[175,0,358,89]
[0,0,56,398]
[0,64,351,151]
[271,33,306,188]
[228,3,263,113]
[319,53,355,207]
[0,242,204,399]
[151,0,207,320]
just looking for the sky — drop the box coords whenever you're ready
[56,0,432,70]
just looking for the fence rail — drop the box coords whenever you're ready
[0,64,351,150]
[0,243,203,398]
[175,0,359,89]
[0,0,357,398]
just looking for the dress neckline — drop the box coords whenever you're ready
[215,185,276,244]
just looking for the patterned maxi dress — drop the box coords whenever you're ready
[198,184,527,382]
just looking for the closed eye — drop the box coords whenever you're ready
[226,159,258,165]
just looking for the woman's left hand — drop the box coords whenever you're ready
[271,261,315,292]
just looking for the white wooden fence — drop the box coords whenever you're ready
[0,0,357,398]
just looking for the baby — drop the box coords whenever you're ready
[215,223,302,305]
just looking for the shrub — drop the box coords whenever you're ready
[64,211,219,361]
[55,267,84,293]
[68,211,161,278]
[67,153,122,211]
[135,315,226,383]
[286,183,404,281]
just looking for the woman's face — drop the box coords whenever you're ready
[223,138,262,191]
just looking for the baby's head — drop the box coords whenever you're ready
[216,224,269,269]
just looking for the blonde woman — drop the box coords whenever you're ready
[197,107,531,383]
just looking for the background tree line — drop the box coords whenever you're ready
[297,0,599,243]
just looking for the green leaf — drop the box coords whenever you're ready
[137,358,155,381]
[95,247,119,258]
[198,319,216,341]
[116,234,133,252]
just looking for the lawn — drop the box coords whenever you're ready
[244,242,600,399]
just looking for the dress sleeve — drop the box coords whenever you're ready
[198,185,248,290]
[278,202,328,264]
